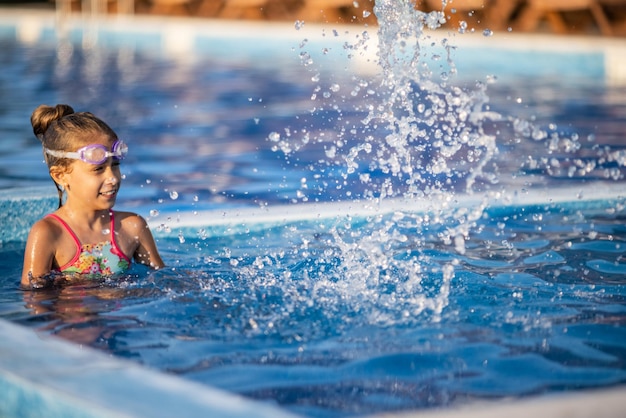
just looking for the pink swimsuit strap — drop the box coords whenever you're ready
[46,210,131,271]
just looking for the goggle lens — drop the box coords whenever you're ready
[81,146,108,164]
[112,140,128,159]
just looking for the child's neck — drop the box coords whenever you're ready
[58,203,111,229]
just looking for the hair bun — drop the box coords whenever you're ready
[31,104,75,141]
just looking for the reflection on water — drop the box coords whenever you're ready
[22,279,126,346]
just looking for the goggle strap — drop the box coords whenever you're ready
[45,148,81,159]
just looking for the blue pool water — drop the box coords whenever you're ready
[1,6,626,418]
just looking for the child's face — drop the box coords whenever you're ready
[61,136,123,210]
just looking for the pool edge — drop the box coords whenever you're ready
[148,182,626,230]
[0,318,298,418]
[370,384,626,418]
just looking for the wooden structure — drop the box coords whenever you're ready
[56,0,626,37]
[515,0,614,35]
[297,0,354,22]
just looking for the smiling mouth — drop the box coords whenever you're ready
[100,189,117,197]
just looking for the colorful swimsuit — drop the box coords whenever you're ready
[47,211,131,276]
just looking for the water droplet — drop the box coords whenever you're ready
[150,209,159,217]
[268,132,280,142]
[294,20,304,30]
[458,21,468,34]
[170,191,179,200]
[483,29,493,37]
[102,228,110,235]
[363,10,370,18]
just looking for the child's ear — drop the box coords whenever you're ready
[49,166,67,186]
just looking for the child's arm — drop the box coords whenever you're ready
[129,214,165,269]
[21,219,58,288]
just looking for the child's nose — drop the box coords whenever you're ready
[104,167,120,184]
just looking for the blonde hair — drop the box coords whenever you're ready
[31,104,118,207]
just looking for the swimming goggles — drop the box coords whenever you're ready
[45,140,128,165]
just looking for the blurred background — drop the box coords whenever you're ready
[2,0,626,36]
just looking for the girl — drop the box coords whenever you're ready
[21,104,164,288]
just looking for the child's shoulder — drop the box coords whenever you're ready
[114,210,144,221]
[28,214,66,240]
[114,210,150,231]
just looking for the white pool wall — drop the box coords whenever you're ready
[156,182,626,231]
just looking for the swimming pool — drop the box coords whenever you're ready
[1,5,626,418]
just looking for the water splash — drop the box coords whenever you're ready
[262,0,508,321]
[368,0,499,197]
[274,0,502,201]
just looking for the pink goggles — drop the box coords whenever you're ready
[45,140,128,165]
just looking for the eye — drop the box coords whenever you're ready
[93,163,107,172]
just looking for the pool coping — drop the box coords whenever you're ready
[154,182,626,230]
[374,384,626,418]
[0,319,298,418]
